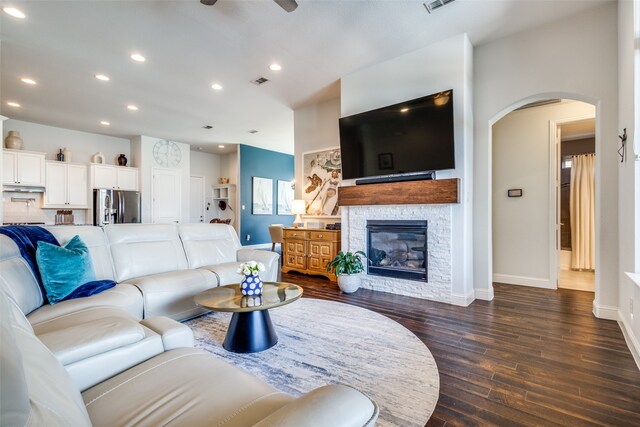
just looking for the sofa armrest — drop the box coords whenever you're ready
[236,249,280,282]
[141,316,194,350]
[253,385,378,427]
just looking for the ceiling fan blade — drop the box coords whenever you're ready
[200,0,218,5]
[273,0,298,13]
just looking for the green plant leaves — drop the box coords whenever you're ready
[326,250,369,275]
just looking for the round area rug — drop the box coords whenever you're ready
[185,298,439,427]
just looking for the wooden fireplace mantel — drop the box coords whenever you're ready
[337,178,460,206]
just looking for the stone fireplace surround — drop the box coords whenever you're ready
[342,204,453,303]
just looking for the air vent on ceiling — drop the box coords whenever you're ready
[202,125,213,129]
[251,76,269,86]
[248,129,259,134]
[423,0,455,14]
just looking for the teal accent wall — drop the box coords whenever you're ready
[240,145,294,246]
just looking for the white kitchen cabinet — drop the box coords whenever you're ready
[43,161,89,208]
[116,167,138,191]
[92,164,117,189]
[90,164,138,191]
[2,149,46,186]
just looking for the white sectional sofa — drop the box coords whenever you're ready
[0,223,379,426]
[11,223,280,323]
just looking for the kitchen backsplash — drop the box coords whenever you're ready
[2,192,88,225]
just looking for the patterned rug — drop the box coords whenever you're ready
[184,297,439,427]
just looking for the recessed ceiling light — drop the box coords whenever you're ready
[211,83,223,91]
[218,145,225,148]
[20,78,36,85]
[95,74,110,81]
[400,107,409,113]
[130,53,146,62]
[3,7,25,19]
[269,63,282,71]
[100,121,110,126]
[7,102,20,107]
[248,130,258,134]
[202,125,213,129]
[127,105,138,111]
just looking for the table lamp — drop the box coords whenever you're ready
[291,200,305,228]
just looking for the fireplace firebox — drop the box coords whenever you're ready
[366,220,428,282]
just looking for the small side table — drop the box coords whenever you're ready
[195,282,303,353]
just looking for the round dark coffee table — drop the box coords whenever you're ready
[195,282,303,353]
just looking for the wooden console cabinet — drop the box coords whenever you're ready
[281,228,341,281]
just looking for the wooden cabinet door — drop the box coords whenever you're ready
[67,164,88,207]
[117,167,138,191]
[93,165,117,189]
[2,151,16,184]
[43,162,67,206]
[17,152,45,185]
[284,240,306,270]
[308,241,333,272]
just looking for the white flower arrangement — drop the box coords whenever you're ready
[237,260,266,277]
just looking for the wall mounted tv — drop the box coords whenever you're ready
[339,90,455,181]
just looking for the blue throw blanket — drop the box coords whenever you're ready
[0,226,116,303]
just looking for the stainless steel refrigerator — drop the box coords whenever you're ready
[93,189,141,226]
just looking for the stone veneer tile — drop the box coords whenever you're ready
[344,204,452,303]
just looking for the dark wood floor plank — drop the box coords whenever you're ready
[280,273,640,426]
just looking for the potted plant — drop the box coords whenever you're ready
[326,250,368,294]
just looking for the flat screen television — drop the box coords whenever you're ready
[339,90,455,181]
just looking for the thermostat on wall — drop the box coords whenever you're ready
[507,189,523,197]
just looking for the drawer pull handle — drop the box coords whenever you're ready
[318,234,323,238]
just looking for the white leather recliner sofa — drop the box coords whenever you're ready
[0,223,282,389]
[0,289,379,426]
[2,223,279,323]
[0,223,379,425]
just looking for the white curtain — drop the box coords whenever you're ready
[570,153,595,270]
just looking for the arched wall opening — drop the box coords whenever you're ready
[484,92,602,310]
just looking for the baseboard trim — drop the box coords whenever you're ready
[618,310,640,370]
[474,287,494,301]
[451,290,475,307]
[592,301,618,320]
[493,274,554,289]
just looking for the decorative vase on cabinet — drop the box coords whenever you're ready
[4,131,23,150]
[118,154,128,166]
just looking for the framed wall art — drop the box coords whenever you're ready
[252,177,273,215]
[302,147,342,217]
[277,180,294,215]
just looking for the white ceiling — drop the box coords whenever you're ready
[561,118,596,140]
[0,0,610,155]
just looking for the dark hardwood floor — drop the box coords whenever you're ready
[280,271,640,427]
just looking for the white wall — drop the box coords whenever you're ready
[292,97,341,228]
[3,119,130,165]
[474,3,619,314]
[492,101,595,287]
[131,135,190,223]
[617,0,640,367]
[293,97,341,199]
[190,150,221,223]
[340,33,475,304]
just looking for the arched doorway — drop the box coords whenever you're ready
[486,93,601,307]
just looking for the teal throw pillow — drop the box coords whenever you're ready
[36,235,96,304]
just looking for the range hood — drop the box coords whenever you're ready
[3,185,46,193]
